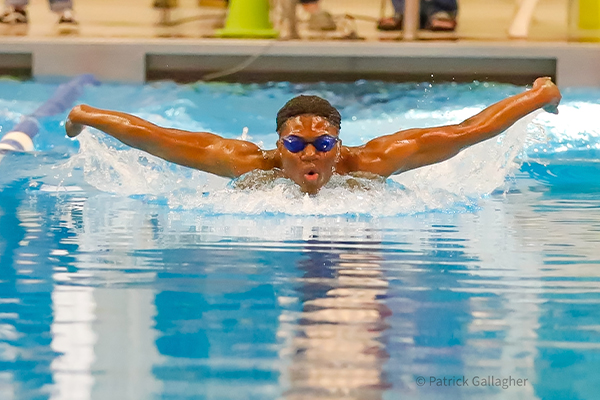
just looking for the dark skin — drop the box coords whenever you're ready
[66,77,561,195]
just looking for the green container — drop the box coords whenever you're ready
[216,0,279,38]
[579,0,600,29]
[570,0,600,41]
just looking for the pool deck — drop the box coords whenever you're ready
[1,0,599,86]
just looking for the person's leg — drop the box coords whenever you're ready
[391,0,404,13]
[48,0,77,25]
[423,0,457,31]
[1,0,29,24]
[425,0,457,14]
[379,0,457,31]
[48,0,72,13]
[5,0,29,9]
[379,0,437,31]
[300,0,336,31]
[377,0,403,31]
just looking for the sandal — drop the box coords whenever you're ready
[377,15,402,31]
[427,11,456,31]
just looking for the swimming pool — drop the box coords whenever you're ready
[1,78,599,400]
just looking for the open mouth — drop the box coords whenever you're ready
[304,171,319,182]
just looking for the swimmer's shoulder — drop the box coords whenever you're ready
[336,145,362,174]
[256,148,280,169]
[336,145,388,178]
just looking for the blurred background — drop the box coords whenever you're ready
[0,0,585,42]
[1,1,599,86]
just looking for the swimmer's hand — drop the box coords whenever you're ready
[65,106,85,137]
[533,77,561,115]
[65,119,84,137]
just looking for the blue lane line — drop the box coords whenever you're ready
[0,74,99,158]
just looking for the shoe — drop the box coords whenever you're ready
[308,10,336,31]
[58,9,78,25]
[57,9,78,34]
[0,7,28,24]
[426,11,456,32]
[377,15,402,31]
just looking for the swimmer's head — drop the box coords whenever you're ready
[276,96,342,195]
[276,95,341,134]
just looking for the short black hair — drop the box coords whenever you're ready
[276,95,341,133]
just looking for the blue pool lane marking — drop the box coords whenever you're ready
[0,74,99,161]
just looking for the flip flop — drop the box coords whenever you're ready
[427,11,456,31]
[377,15,402,31]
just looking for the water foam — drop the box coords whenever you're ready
[60,128,214,196]
[527,103,600,157]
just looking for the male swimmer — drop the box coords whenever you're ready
[66,77,561,195]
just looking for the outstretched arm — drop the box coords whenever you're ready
[350,77,561,177]
[66,104,272,178]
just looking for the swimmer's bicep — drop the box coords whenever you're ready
[357,128,462,175]
[157,133,266,178]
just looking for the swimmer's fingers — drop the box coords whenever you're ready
[65,119,84,137]
[543,100,560,115]
[533,77,561,114]
[532,76,553,90]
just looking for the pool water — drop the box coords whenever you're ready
[0,79,599,400]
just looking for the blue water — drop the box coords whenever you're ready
[1,79,600,400]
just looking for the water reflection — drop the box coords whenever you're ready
[0,180,87,400]
[0,181,55,400]
[505,184,600,400]
[2,182,600,399]
[282,245,391,399]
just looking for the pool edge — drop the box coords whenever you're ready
[0,38,599,86]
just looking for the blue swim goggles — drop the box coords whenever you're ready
[281,134,340,153]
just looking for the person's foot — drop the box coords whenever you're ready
[56,9,78,34]
[426,11,456,31]
[58,9,78,25]
[0,7,28,24]
[308,10,336,31]
[377,15,402,31]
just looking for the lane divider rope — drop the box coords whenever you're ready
[0,74,99,162]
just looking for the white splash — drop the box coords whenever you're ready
[59,128,217,196]
[59,112,537,216]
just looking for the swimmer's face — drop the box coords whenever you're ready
[277,114,341,195]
